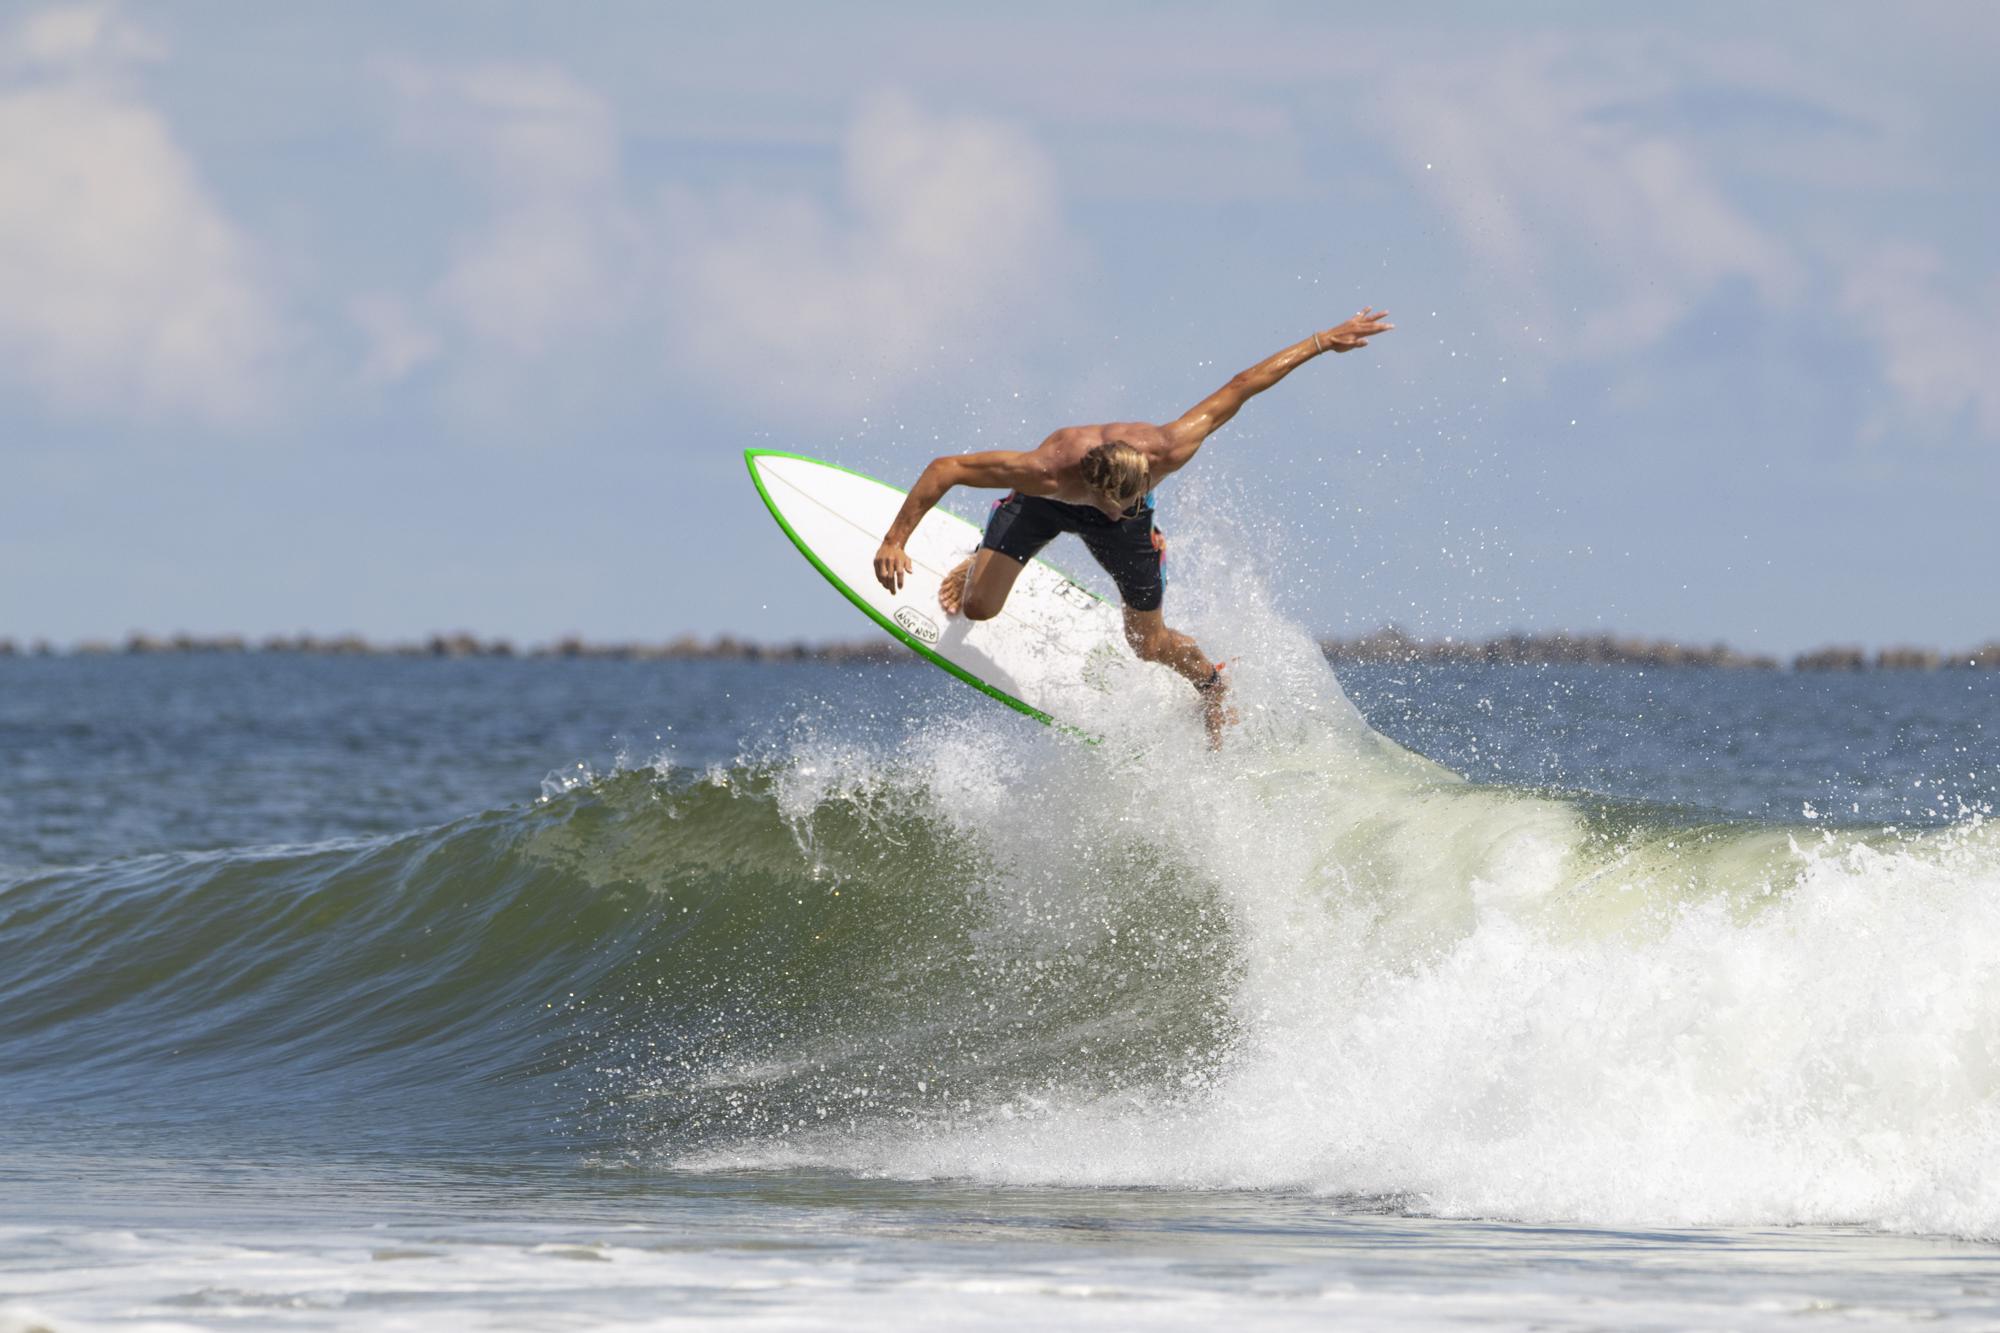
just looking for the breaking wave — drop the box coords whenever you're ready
[5,570,1997,1237]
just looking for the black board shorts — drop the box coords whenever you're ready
[980,492,1165,612]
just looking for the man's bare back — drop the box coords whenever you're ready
[991,422,1178,514]
[871,308,1394,745]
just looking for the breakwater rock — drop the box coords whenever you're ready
[20,631,902,664]
[1318,627,2000,672]
[4,630,1996,671]
[1321,627,1782,670]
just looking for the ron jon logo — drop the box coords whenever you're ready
[1054,581,1096,610]
[894,606,941,645]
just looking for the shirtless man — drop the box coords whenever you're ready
[872,308,1394,743]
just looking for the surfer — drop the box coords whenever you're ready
[872,308,1394,744]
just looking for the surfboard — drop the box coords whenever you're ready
[745,450,1146,730]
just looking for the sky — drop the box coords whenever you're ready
[2,1,1996,654]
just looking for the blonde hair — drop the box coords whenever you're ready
[1078,440,1149,505]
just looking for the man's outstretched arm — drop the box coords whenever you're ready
[872,450,1051,593]
[1162,308,1393,464]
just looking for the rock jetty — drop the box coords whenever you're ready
[1319,627,2000,671]
[1320,627,1783,670]
[24,631,902,664]
[3,630,1995,671]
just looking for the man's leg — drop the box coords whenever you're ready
[1079,506,1232,745]
[941,493,1059,621]
[1122,607,1231,745]
[939,548,1027,620]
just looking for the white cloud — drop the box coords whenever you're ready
[383,60,620,200]
[1364,32,2000,445]
[0,5,281,424]
[367,59,643,421]
[436,202,636,359]
[1841,244,2000,440]
[0,1,161,71]
[370,72,1076,427]
[348,291,440,384]
[1385,38,1800,355]
[662,90,1075,419]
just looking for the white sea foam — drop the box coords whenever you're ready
[744,503,2000,1239]
[6,1206,1997,1332]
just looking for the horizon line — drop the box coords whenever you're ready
[4,629,1997,673]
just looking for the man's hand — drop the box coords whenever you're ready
[874,541,913,594]
[1321,307,1394,352]
[1165,306,1396,461]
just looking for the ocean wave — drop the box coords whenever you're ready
[5,582,1997,1235]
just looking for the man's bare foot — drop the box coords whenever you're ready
[938,556,972,616]
[1197,666,1238,749]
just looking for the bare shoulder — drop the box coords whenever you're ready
[1060,421,1170,453]
[1111,420,1180,473]
[1035,422,1172,477]
[1031,426,1098,466]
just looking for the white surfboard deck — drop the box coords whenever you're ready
[746,450,1169,733]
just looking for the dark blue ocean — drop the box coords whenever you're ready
[4,649,1999,1329]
